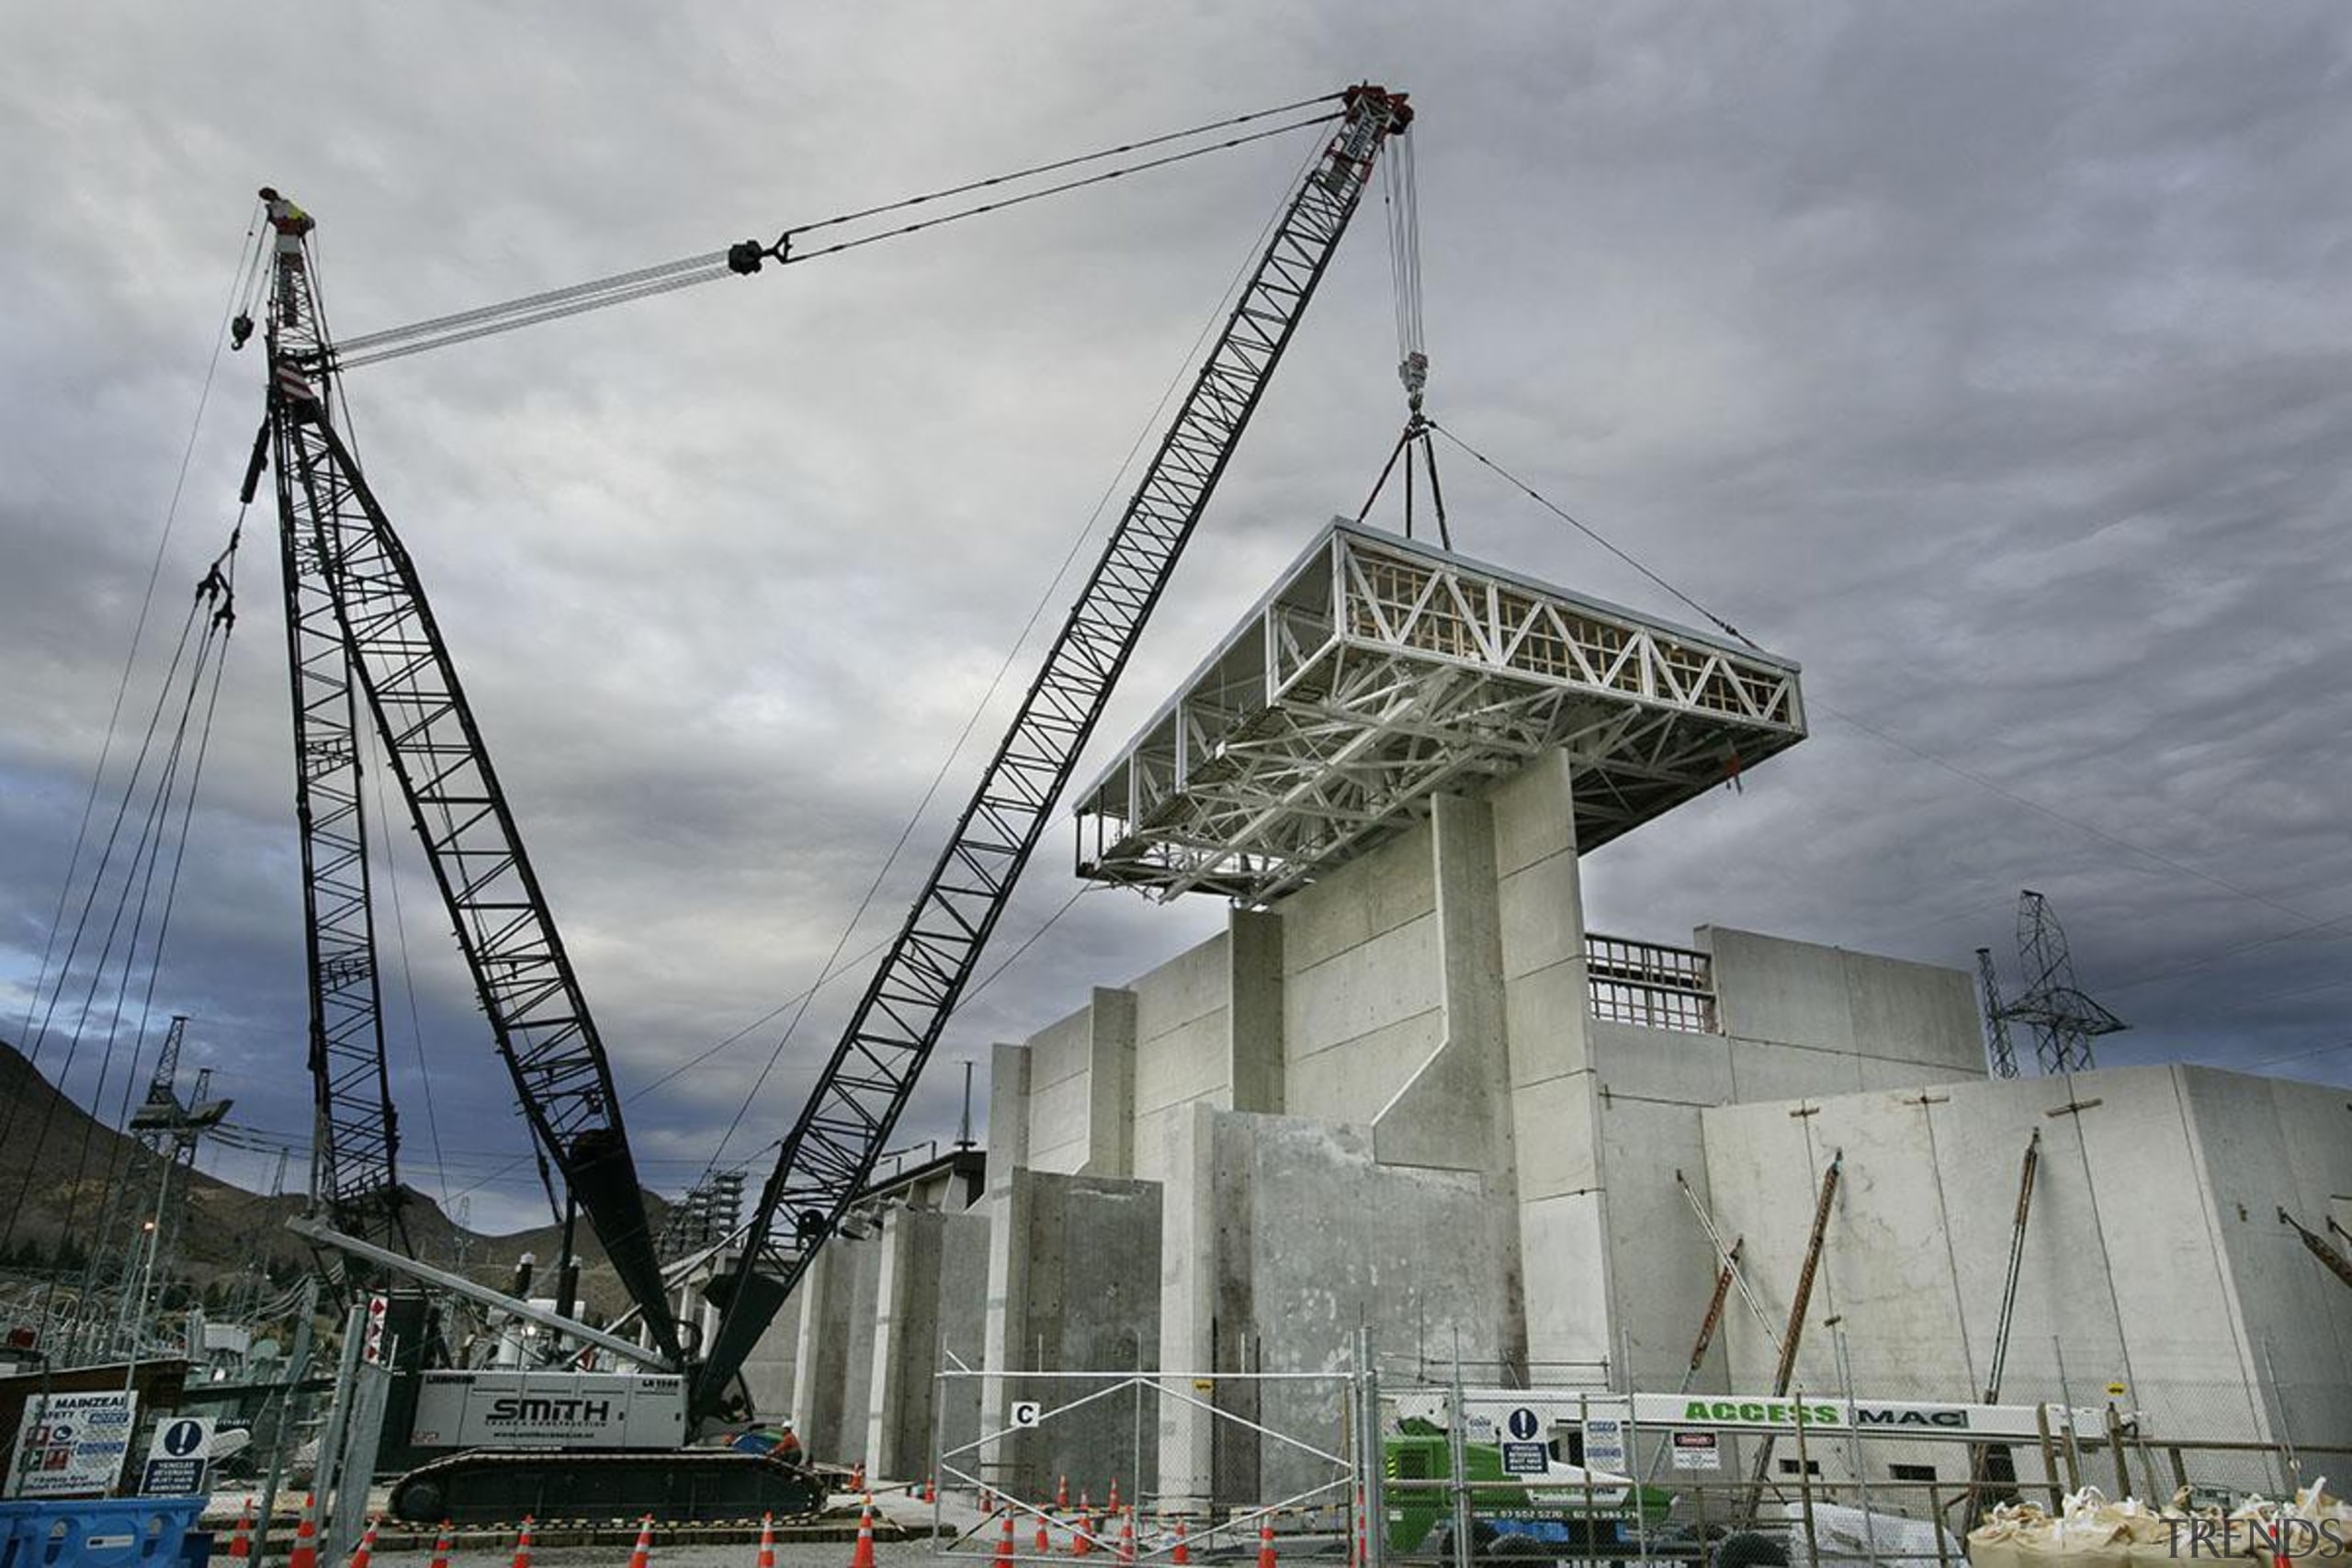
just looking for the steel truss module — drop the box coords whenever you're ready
[1075,519,1806,902]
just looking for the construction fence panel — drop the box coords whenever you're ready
[933,1367,1370,1564]
[1376,1380,2352,1568]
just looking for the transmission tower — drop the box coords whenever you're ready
[1993,891,2127,1074]
[112,1017,232,1349]
[660,1169,746,1261]
[1976,948,2019,1079]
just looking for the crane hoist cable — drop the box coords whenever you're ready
[19,222,260,1072]
[327,94,1344,370]
[0,526,243,1276]
[1425,418,1766,652]
[1356,130,1452,547]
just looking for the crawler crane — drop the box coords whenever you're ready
[238,85,1413,1520]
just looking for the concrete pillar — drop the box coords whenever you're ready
[1085,988,1138,1177]
[1227,909,1285,1113]
[789,1242,846,1459]
[934,1212,992,1477]
[1370,791,1514,1176]
[979,1168,1035,1488]
[1489,747,1611,1371]
[741,1261,803,1420]
[1157,1104,1220,1514]
[867,1207,946,1479]
[989,1042,1032,1171]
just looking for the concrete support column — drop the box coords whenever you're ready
[1085,988,1138,1177]
[867,1207,946,1479]
[1157,1104,1220,1514]
[1227,909,1285,1113]
[1365,788,1529,1374]
[989,1042,1032,1172]
[1370,791,1513,1173]
[979,1168,1035,1491]
[1489,747,1611,1371]
[789,1242,847,1460]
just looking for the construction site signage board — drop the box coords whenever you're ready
[408,1371,685,1450]
[1580,1416,1627,1472]
[6,1390,138,1498]
[1613,1393,2051,1440]
[1450,1388,2055,1444]
[138,1416,214,1495]
[1669,1432,1720,1472]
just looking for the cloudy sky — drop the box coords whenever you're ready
[5,5,2347,1235]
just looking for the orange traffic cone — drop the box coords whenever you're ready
[923,1476,937,1506]
[982,1487,996,1517]
[348,1517,379,1568]
[995,1514,1017,1568]
[1108,1480,1121,1515]
[1072,1508,1095,1558]
[627,1516,654,1568]
[223,1500,254,1563]
[758,1513,776,1568]
[511,1517,535,1568]
[1036,1514,1053,1556]
[286,1495,319,1568]
[1170,1521,1192,1567]
[851,1462,866,1495]
[1057,1475,1069,1511]
[849,1498,877,1568]
[1117,1512,1136,1565]
[427,1522,454,1568]
[1256,1518,1277,1568]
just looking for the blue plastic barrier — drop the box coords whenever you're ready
[0,1496,206,1568]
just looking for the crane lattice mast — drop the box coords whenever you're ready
[246,205,413,1263]
[695,83,1415,1416]
[253,194,682,1359]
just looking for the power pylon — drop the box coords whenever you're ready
[1990,891,2127,1075]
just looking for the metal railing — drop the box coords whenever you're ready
[1587,935,1719,1034]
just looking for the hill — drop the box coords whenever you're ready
[0,1040,668,1319]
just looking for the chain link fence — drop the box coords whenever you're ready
[933,1358,1374,1564]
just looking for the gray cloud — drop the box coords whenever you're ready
[6,2,2348,1229]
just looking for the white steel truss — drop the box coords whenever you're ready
[1075,520,1804,902]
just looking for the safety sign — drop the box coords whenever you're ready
[1669,1431,1721,1472]
[139,1416,216,1495]
[6,1390,139,1498]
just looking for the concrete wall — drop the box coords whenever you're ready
[1131,932,1233,1188]
[1703,926,1988,1088]
[1159,1105,1512,1512]
[785,1232,887,1461]
[1698,1065,2352,1464]
[1281,812,1444,1126]
[981,1168,1162,1499]
[988,746,2006,1412]
[2177,1068,2352,1448]
[864,1207,992,1478]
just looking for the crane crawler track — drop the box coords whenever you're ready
[387,1448,838,1527]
